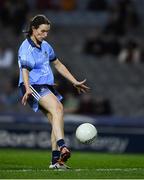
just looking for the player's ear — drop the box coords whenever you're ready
[32,26,34,29]
[32,26,36,32]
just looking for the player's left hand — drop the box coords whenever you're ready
[73,79,90,94]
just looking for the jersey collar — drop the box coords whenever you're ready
[27,37,42,50]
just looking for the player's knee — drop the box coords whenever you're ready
[52,103,63,117]
[56,103,63,116]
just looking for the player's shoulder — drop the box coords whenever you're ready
[19,39,29,48]
[19,39,33,53]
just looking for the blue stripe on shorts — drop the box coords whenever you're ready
[19,84,63,112]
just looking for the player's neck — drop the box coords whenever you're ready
[30,36,41,48]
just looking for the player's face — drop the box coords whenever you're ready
[33,24,50,42]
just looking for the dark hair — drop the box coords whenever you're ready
[23,14,51,36]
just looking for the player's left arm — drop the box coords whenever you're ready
[53,59,90,93]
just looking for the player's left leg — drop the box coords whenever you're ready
[39,93,71,161]
[49,129,70,169]
[41,109,70,169]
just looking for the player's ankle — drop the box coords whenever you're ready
[52,150,60,165]
[57,139,66,149]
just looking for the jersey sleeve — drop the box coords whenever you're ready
[49,44,57,62]
[18,49,35,71]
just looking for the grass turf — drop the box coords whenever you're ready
[0,148,144,179]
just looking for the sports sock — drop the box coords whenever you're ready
[52,150,60,164]
[57,139,66,149]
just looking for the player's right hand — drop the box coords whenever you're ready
[22,89,32,106]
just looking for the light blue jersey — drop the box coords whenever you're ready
[18,38,57,86]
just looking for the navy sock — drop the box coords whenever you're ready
[52,150,60,164]
[57,139,66,149]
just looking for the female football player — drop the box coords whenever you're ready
[18,14,90,169]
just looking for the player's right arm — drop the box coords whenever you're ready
[21,68,32,106]
[18,43,34,106]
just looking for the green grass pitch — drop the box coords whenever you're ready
[0,148,144,179]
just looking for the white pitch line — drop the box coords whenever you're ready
[75,168,144,172]
[0,168,144,172]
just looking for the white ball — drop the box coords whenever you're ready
[75,123,97,144]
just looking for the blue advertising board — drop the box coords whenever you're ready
[0,114,144,153]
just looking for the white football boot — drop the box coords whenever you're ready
[49,161,70,169]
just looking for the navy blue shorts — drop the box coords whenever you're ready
[19,84,63,112]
